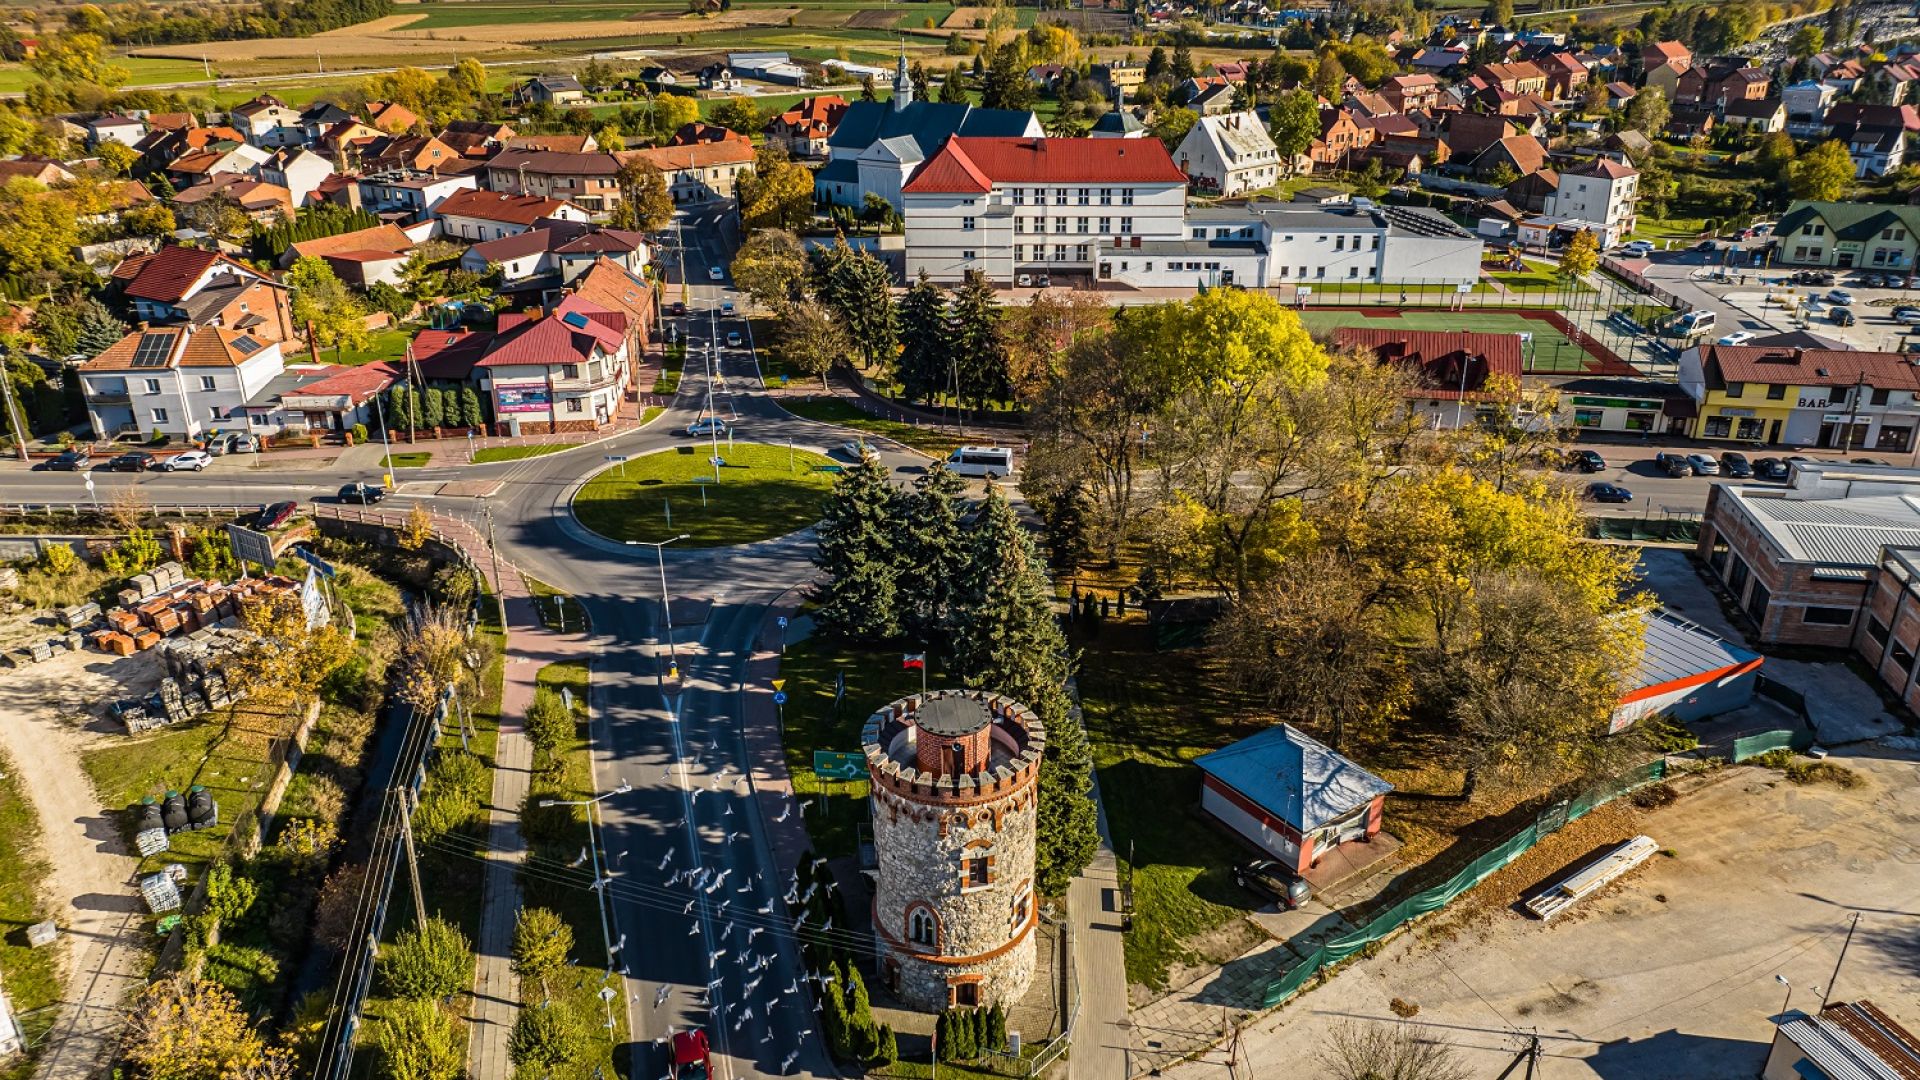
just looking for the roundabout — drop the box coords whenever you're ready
[570,441,840,547]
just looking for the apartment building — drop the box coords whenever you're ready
[81,325,286,440]
[617,141,756,205]
[484,150,624,215]
[1542,157,1639,247]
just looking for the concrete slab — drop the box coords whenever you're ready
[1763,657,1903,745]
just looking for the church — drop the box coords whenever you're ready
[813,52,1041,212]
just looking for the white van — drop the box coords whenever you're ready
[945,446,1015,479]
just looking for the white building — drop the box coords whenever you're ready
[87,114,146,148]
[903,136,1189,285]
[80,325,286,440]
[1783,80,1839,137]
[1174,112,1282,197]
[257,147,335,209]
[1543,157,1639,248]
[1099,202,1483,289]
[229,95,306,149]
[435,190,589,241]
[358,169,481,223]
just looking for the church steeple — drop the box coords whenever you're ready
[892,42,914,111]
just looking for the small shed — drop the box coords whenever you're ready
[1194,724,1393,875]
[1610,608,1762,733]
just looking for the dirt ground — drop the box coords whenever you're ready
[0,648,158,1080]
[1160,751,1920,1080]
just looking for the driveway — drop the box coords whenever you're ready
[1161,751,1920,1080]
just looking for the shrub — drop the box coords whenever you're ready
[1751,748,1795,770]
[378,917,474,1001]
[368,999,465,1080]
[1630,781,1679,810]
[524,687,576,764]
[205,862,259,927]
[202,942,281,1011]
[352,422,369,443]
[1784,760,1861,788]
[512,907,573,992]
[38,542,78,575]
[508,998,579,1068]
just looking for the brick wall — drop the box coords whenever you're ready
[1697,486,1868,647]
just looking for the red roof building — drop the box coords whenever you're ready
[476,294,633,434]
[902,136,1186,193]
[763,95,849,157]
[1331,327,1524,427]
[111,245,293,344]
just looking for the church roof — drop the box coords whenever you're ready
[826,99,1038,159]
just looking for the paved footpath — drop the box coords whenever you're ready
[1068,781,1129,1080]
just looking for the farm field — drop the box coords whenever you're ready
[0,56,207,92]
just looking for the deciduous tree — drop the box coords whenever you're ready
[123,977,293,1080]
[367,999,465,1080]
[736,146,815,231]
[612,157,674,232]
[1626,85,1669,137]
[1267,89,1319,170]
[377,917,474,1002]
[1556,228,1599,285]
[731,229,812,309]
[1320,1021,1470,1080]
[1789,139,1856,202]
[773,301,854,389]
[511,906,573,996]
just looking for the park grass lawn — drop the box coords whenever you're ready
[1629,216,1710,245]
[780,397,964,458]
[654,343,687,396]
[331,328,412,367]
[775,634,946,862]
[1484,259,1592,293]
[523,574,590,635]
[381,451,431,468]
[1074,620,1283,993]
[471,443,574,463]
[571,442,836,547]
[1615,302,1675,329]
[0,748,62,1080]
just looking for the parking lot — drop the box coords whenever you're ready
[1627,246,1920,353]
[1163,751,1920,1080]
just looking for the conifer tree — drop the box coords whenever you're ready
[821,960,851,1060]
[73,300,128,356]
[987,1002,1007,1054]
[812,456,903,641]
[422,385,445,429]
[895,272,951,403]
[936,1011,954,1061]
[947,270,1011,409]
[459,384,484,429]
[894,463,968,645]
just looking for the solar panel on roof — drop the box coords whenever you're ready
[231,336,263,356]
[561,311,591,329]
[130,332,174,367]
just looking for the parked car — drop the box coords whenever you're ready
[107,451,156,472]
[1754,457,1790,481]
[1690,239,1715,253]
[670,301,687,316]
[1716,330,1756,346]
[336,482,386,504]
[1828,289,1855,305]
[1565,448,1606,473]
[1895,308,1920,326]
[227,434,259,453]
[38,447,90,471]
[1852,457,1892,466]
[1813,271,1837,286]
[725,331,742,347]
[686,417,729,437]
[720,301,735,316]
[1653,452,1692,477]
[707,266,724,281]
[1233,860,1312,910]
[160,450,212,472]
[1585,482,1634,503]
[1686,453,1720,475]
[1719,451,1753,478]
[253,501,298,529]
[1621,240,1655,257]
[1831,307,1857,326]
[1862,273,1887,288]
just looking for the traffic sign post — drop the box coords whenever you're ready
[606,453,629,480]
[773,688,787,731]
[777,615,789,653]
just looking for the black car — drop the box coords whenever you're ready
[1565,449,1606,473]
[1585,482,1634,503]
[337,483,386,504]
[1653,452,1692,478]
[107,451,156,472]
[254,501,298,529]
[38,447,91,471]
[1234,860,1312,910]
[1719,451,1753,478]
[1831,307,1857,326]
[1754,457,1790,481]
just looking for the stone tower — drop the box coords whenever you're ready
[863,689,1045,1012]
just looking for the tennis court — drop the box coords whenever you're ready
[1297,307,1634,375]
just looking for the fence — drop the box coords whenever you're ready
[1258,759,1669,1009]
[1586,513,1702,543]
[1732,727,1816,762]
[1600,255,1696,321]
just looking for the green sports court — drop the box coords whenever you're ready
[1295,307,1637,376]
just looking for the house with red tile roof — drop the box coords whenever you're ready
[485,150,625,215]
[0,158,75,185]
[434,189,589,241]
[283,223,414,268]
[1382,72,1442,112]
[477,293,632,433]
[173,174,295,224]
[356,133,459,173]
[617,141,756,205]
[269,361,400,433]
[1331,327,1524,428]
[667,122,751,148]
[78,324,287,440]
[366,101,419,134]
[111,245,294,344]
[502,132,599,154]
[763,95,849,158]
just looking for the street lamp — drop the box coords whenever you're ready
[1776,974,1793,1019]
[625,535,691,680]
[537,779,632,971]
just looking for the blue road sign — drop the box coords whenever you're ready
[777,616,789,628]
[292,544,336,579]
[773,691,788,705]
[710,456,725,467]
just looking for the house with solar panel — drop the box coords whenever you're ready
[467,292,636,435]
[78,325,286,441]
[108,244,294,345]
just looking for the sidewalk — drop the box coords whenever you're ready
[1067,782,1128,1080]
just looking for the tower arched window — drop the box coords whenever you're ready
[908,909,936,947]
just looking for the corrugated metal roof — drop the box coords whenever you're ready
[1631,608,1760,692]
[1194,724,1393,832]
[1731,489,1920,568]
[1776,1002,1920,1080]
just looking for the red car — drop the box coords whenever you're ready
[671,1030,711,1080]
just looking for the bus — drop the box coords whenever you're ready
[945,446,1015,479]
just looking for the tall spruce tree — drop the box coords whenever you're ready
[948,270,1011,409]
[951,493,1099,893]
[896,272,951,403]
[835,250,899,370]
[73,300,128,357]
[894,463,969,645]
[812,457,904,641]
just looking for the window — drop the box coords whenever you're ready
[1053,244,1067,261]
[198,375,217,391]
[1316,266,1327,278]
[963,857,989,889]
[1725,381,1744,399]
[1099,187,1113,205]
[1100,217,1112,232]
[962,217,976,231]
[1012,189,1025,205]
[1010,886,1031,931]
[566,397,583,413]
[1349,266,1360,277]
[1371,235,1380,250]
[207,405,220,420]
[1335,236,1346,251]
[1892,639,1915,674]
[1053,188,1067,205]
[562,364,580,380]
[961,250,976,260]
[1767,384,1787,400]
[1121,190,1134,205]
[1077,187,1090,205]
[1054,219,1067,234]
[908,909,935,947]
[1076,244,1088,261]
[1802,606,1855,625]
[1874,388,1892,406]
[1120,217,1133,233]
[150,407,168,424]
[1076,218,1089,233]
[144,379,161,395]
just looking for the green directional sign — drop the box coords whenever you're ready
[813,750,865,781]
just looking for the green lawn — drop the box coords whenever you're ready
[779,396,963,458]
[1295,308,1603,375]
[471,443,574,463]
[1076,622,1278,992]
[381,451,431,468]
[0,56,206,93]
[1484,259,1593,293]
[774,635,945,862]
[1629,216,1711,245]
[0,748,61,1080]
[523,574,590,635]
[653,343,686,396]
[331,328,412,367]
[571,442,837,547]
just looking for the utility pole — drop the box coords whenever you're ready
[1821,912,1861,1009]
[482,499,507,628]
[0,350,31,461]
[1493,1033,1542,1080]
[398,791,428,921]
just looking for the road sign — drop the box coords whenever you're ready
[773,691,788,705]
[771,678,786,691]
[777,616,788,628]
[605,455,628,463]
[813,750,864,781]
[292,544,336,579]
[709,456,725,467]
[225,523,275,569]
[1456,282,1474,294]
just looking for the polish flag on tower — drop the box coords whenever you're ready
[902,653,926,670]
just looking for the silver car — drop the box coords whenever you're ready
[1686,453,1720,476]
